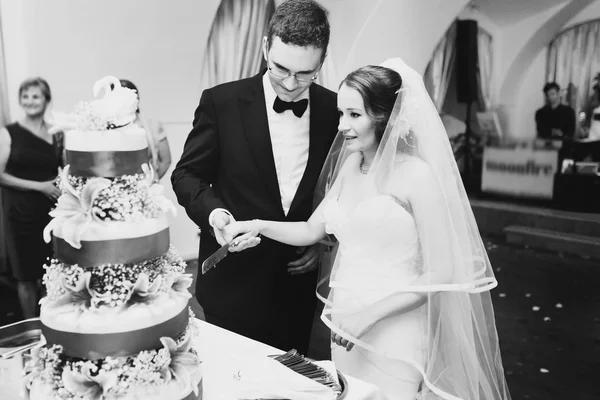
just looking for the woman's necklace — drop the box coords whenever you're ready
[359,153,369,174]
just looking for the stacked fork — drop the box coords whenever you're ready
[270,349,343,396]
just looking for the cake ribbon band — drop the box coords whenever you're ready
[66,148,149,177]
[53,228,170,266]
[41,306,189,360]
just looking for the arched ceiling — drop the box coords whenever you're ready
[471,0,569,26]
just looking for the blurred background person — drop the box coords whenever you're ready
[580,72,600,142]
[0,77,63,319]
[573,72,600,162]
[535,82,576,140]
[117,79,172,180]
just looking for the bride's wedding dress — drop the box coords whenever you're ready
[314,57,510,400]
[320,194,426,400]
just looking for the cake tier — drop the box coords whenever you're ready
[41,246,191,359]
[43,246,188,308]
[65,126,149,178]
[25,329,202,400]
[52,215,170,267]
[45,165,176,253]
[40,292,189,360]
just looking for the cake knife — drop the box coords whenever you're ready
[201,232,256,274]
[201,242,231,274]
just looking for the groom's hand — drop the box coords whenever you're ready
[287,244,320,275]
[223,221,261,252]
[212,211,233,246]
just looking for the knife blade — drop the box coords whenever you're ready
[201,243,231,274]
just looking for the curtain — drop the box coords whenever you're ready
[424,21,457,112]
[547,19,600,133]
[315,49,339,92]
[0,15,8,126]
[477,28,493,111]
[0,12,11,275]
[200,0,275,89]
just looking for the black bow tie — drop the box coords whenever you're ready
[273,97,309,118]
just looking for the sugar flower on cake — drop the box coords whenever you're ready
[125,273,163,306]
[62,363,118,400]
[22,345,62,396]
[142,163,177,216]
[159,337,201,396]
[43,166,111,248]
[49,75,138,133]
[40,271,93,316]
[165,273,194,299]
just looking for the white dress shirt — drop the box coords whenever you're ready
[209,73,311,227]
[262,72,311,215]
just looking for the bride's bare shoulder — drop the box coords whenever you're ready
[394,154,433,180]
[388,155,440,200]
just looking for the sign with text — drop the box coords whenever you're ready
[481,147,559,199]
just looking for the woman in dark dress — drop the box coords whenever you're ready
[0,78,63,319]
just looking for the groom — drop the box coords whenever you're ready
[171,0,339,355]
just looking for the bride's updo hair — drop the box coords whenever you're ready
[340,66,402,142]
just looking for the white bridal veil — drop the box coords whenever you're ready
[315,58,511,400]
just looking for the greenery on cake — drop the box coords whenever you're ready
[42,247,189,310]
[23,318,201,400]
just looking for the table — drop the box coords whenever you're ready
[0,319,384,400]
[195,319,384,400]
[0,354,23,399]
[553,173,600,212]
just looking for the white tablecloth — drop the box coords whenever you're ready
[195,319,385,400]
[0,355,24,399]
[0,319,384,399]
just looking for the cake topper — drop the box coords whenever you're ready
[49,75,139,133]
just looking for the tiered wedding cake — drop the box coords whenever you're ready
[23,77,202,400]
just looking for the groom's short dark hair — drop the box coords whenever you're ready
[266,0,330,55]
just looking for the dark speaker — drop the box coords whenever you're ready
[455,19,479,103]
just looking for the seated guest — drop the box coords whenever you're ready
[535,82,575,140]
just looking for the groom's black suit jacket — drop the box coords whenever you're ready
[171,70,338,352]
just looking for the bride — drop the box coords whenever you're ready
[224,58,511,400]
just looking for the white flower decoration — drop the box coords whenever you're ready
[159,337,201,395]
[62,363,118,400]
[142,163,177,216]
[43,167,111,248]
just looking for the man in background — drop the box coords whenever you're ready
[535,82,575,140]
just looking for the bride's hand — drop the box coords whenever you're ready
[224,220,262,252]
[331,312,374,352]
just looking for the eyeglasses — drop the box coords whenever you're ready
[267,57,321,83]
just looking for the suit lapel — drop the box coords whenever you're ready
[239,72,284,217]
[288,84,332,217]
